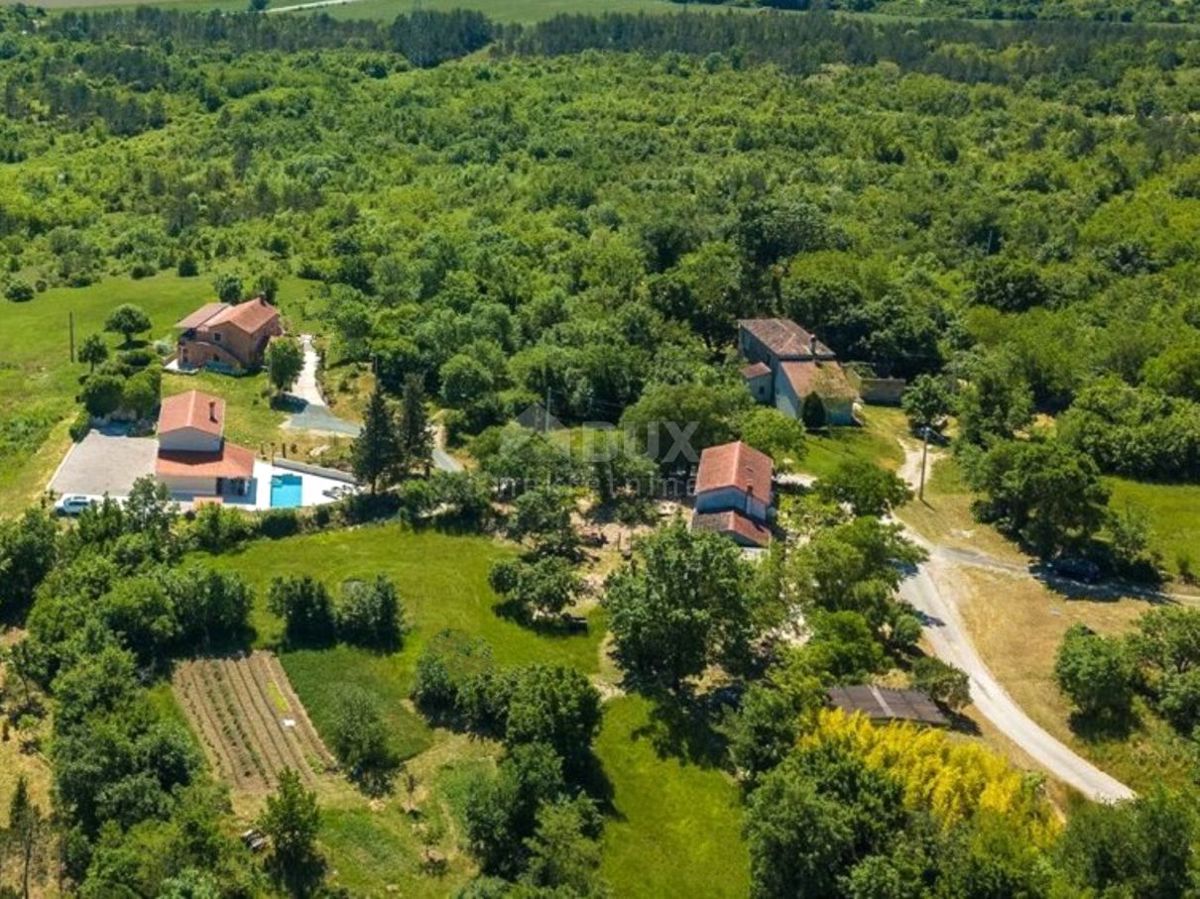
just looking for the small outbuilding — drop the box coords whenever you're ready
[827,684,949,728]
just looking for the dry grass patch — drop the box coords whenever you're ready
[897,453,1029,566]
[954,566,1193,792]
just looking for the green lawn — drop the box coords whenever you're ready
[202,524,603,748]
[800,406,907,480]
[596,695,750,899]
[1106,477,1200,580]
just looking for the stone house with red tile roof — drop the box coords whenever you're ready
[175,297,282,373]
[690,440,774,548]
[737,318,858,425]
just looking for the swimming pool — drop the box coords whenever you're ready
[270,474,303,508]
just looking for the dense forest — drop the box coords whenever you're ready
[6,5,1200,485]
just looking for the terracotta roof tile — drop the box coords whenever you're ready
[156,441,255,480]
[207,297,280,334]
[741,361,772,380]
[739,318,835,359]
[158,390,225,437]
[695,440,773,499]
[691,510,772,547]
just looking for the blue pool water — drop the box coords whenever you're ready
[270,474,303,508]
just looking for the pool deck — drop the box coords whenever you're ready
[235,460,348,511]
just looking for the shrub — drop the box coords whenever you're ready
[5,279,34,302]
[68,410,92,442]
[330,686,397,794]
[176,255,199,277]
[80,374,124,418]
[267,576,335,647]
[911,657,970,711]
[259,508,301,540]
[411,630,495,717]
[1054,624,1134,720]
[117,348,156,370]
[187,503,255,553]
[336,575,405,651]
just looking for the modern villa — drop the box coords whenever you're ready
[690,440,774,548]
[738,317,859,425]
[175,297,282,373]
[155,390,256,499]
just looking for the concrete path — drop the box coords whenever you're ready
[282,335,361,437]
[894,440,1135,803]
[432,422,463,473]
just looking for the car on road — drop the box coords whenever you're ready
[54,494,97,516]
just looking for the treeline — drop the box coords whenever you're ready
[40,5,493,64]
[672,0,1200,25]
[496,9,1194,85]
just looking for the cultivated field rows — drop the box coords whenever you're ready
[174,651,336,793]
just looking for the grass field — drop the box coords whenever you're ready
[596,695,750,898]
[1106,477,1200,581]
[204,523,601,669]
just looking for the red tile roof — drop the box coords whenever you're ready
[741,361,772,380]
[739,318,834,359]
[176,303,229,330]
[695,441,773,500]
[156,441,255,480]
[207,297,279,334]
[691,510,772,547]
[158,390,225,437]
[780,360,858,400]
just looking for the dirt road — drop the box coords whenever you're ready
[894,440,1135,802]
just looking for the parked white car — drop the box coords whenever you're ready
[54,494,98,516]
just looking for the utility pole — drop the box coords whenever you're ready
[68,312,75,363]
[918,426,929,502]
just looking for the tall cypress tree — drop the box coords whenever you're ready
[397,373,433,476]
[352,385,399,494]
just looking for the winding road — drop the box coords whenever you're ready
[893,442,1135,803]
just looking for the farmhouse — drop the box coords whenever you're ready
[738,318,858,426]
[155,389,255,499]
[690,440,773,548]
[175,297,282,373]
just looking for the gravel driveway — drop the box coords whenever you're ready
[49,430,158,499]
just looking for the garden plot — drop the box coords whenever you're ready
[173,651,336,793]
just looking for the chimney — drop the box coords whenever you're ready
[209,400,218,423]
[809,333,817,357]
